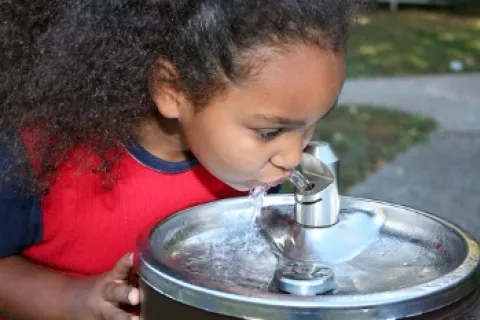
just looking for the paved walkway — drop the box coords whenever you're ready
[338,73,480,240]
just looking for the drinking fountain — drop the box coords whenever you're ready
[136,141,480,319]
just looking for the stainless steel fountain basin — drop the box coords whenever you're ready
[137,195,480,319]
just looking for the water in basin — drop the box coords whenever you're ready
[154,198,461,295]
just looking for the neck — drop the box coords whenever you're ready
[133,114,190,162]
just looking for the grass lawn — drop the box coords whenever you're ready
[347,9,480,77]
[282,105,437,193]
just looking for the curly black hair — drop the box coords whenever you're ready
[0,0,369,193]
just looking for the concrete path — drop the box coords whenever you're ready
[338,73,480,240]
[339,73,480,132]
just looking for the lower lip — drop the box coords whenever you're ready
[263,179,286,189]
[245,178,286,191]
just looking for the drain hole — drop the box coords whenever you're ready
[272,262,336,296]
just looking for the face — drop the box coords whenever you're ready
[177,44,345,191]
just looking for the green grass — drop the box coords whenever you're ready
[347,9,480,77]
[282,105,437,193]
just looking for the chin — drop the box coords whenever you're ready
[228,182,278,193]
[222,180,255,192]
[228,184,251,192]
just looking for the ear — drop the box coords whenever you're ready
[150,59,191,119]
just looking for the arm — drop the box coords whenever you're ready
[0,254,140,320]
[0,144,139,320]
[0,255,76,320]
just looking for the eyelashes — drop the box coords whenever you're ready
[256,128,284,141]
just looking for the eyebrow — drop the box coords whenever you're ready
[252,98,339,126]
[252,115,307,127]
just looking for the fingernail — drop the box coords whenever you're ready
[128,288,140,305]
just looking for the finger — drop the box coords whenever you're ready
[100,304,139,320]
[110,253,134,281]
[102,281,140,305]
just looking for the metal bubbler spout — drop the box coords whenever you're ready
[289,142,340,227]
[267,142,341,296]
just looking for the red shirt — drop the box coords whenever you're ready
[20,139,245,276]
[0,138,247,318]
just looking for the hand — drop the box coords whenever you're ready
[68,253,140,320]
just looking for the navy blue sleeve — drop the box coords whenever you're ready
[0,144,42,258]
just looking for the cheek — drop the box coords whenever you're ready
[214,133,269,171]
[188,122,269,174]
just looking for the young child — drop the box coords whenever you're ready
[0,0,364,319]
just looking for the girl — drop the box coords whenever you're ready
[0,0,365,319]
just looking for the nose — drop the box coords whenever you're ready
[270,143,304,171]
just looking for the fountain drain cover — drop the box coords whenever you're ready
[274,261,335,296]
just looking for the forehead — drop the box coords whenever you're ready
[208,44,346,123]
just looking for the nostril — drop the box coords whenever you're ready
[270,145,304,172]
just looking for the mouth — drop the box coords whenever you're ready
[243,173,291,191]
[260,177,288,189]
[243,180,282,192]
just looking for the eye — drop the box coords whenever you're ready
[257,128,284,142]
